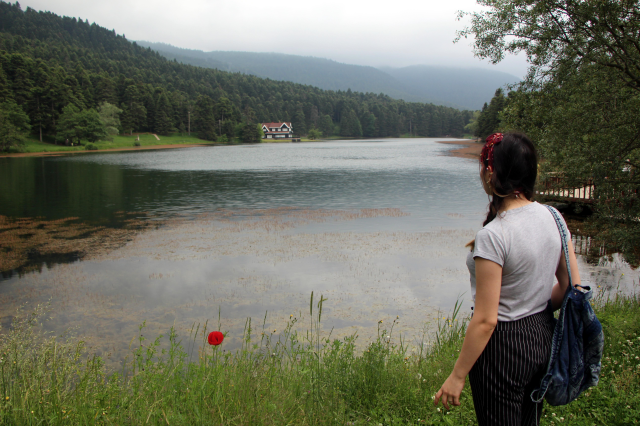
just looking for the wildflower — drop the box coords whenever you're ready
[5,397,8,401]
[273,329,276,333]
[208,331,224,346]
[386,335,390,341]
[416,373,422,380]
[437,408,441,412]
[290,314,293,318]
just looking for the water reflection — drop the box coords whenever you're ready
[0,139,487,229]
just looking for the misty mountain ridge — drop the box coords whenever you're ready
[136,41,521,110]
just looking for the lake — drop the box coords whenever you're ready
[0,138,637,366]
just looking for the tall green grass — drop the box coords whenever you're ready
[0,288,638,425]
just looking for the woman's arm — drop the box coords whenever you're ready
[434,257,502,410]
[551,238,581,310]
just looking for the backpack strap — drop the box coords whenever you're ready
[531,205,576,404]
[543,205,576,291]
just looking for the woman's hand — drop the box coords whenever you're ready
[434,373,465,410]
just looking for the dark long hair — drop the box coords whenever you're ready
[483,132,538,226]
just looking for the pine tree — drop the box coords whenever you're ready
[0,65,12,102]
[318,114,333,137]
[154,91,174,135]
[293,107,307,135]
[340,109,362,137]
[360,111,376,137]
[193,95,216,141]
[27,61,52,141]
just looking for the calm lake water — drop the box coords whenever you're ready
[0,138,637,365]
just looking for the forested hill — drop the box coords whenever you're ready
[134,43,445,107]
[0,1,473,147]
[137,41,521,110]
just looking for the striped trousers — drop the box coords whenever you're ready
[469,309,555,426]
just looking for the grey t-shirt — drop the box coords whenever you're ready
[465,202,566,322]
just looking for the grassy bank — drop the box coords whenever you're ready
[0,291,638,425]
[15,134,212,154]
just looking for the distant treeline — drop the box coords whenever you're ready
[0,1,473,149]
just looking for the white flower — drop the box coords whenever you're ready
[416,373,422,380]
[437,408,441,412]
[386,335,390,341]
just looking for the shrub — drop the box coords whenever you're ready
[134,141,141,147]
[85,143,98,150]
[7,145,25,153]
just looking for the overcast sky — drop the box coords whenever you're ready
[19,0,528,78]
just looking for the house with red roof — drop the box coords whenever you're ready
[261,122,293,139]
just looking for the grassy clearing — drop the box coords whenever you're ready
[0,290,638,425]
[19,134,212,154]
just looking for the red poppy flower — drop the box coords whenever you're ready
[208,331,224,346]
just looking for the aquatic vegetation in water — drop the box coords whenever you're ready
[1,207,477,370]
[0,213,159,277]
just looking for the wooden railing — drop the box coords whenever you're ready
[536,176,595,204]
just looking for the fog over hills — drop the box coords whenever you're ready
[137,42,521,110]
[379,66,522,111]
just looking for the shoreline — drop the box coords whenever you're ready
[0,142,217,158]
[436,139,482,160]
[1,138,483,159]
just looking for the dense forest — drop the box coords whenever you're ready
[0,1,474,151]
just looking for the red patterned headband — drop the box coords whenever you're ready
[480,133,503,169]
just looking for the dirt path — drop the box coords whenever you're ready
[437,139,482,160]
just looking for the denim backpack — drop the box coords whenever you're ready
[530,205,604,406]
